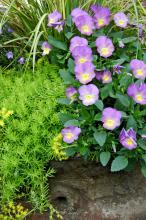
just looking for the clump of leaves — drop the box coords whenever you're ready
[0,59,66,213]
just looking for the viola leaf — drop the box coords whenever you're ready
[100,151,111,166]
[111,156,128,172]
[94,131,107,147]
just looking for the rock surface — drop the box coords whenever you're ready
[29,159,146,220]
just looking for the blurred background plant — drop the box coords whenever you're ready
[0,0,146,70]
[0,23,29,69]
[0,59,69,216]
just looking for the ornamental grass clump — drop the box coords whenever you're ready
[1,0,146,71]
[44,4,146,176]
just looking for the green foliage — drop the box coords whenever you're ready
[100,152,111,166]
[116,94,130,107]
[59,69,75,85]
[141,163,146,178]
[1,0,99,68]
[48,36,67,51]
[94,131,107,147]
[111,156,128,172]
[0,24,29,69]
[0,60,66,213]
[0,0,146,69]
[95,100,104,111]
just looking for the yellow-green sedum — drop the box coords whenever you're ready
[0,60,67,214]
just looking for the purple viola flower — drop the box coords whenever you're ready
[130,59,146,79]
[102,107,122,130]
[41,41,51,56]
[75,62,95,84]
[18,57,25,64]
[90,4,100,13]
[71,8,88,23]
[102,70,112,83]
[71,8,94,36]
[48,10,62,27]
[53,20,65,32]
[7,27,13,33]
[69,36,88,53]
[74,15,94,36]
[92,6,111,29]
[96,70,112,83]
[61,126,81,144]
[95,71,103,81]
[6,51,13,60]
[72,46,92,65]
[66,86,77,100]
[0,27,2,35]
[119,128,137,150]
[113,65,124,74]
[127,83,146,105]
[78,84,99,106]
[141,134,146,139]
[96,36,115,58]
[114,12,128,28]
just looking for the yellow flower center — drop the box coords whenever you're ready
[118,19,124,25]
[66,132,73,140]
[82,25,89,33]
[103,74,109,82]
[135,94,143,102]
[79,57,87,64]
[136,69,143,76]
[126,138,133,146]
[70,94,76,101]
[101,47,109,56]
[81,73,90,81]
[105,119,115,128]
[85,94,93,101]
[49,18,55,24]
[98,18,105,26]
[44,48,50,55]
